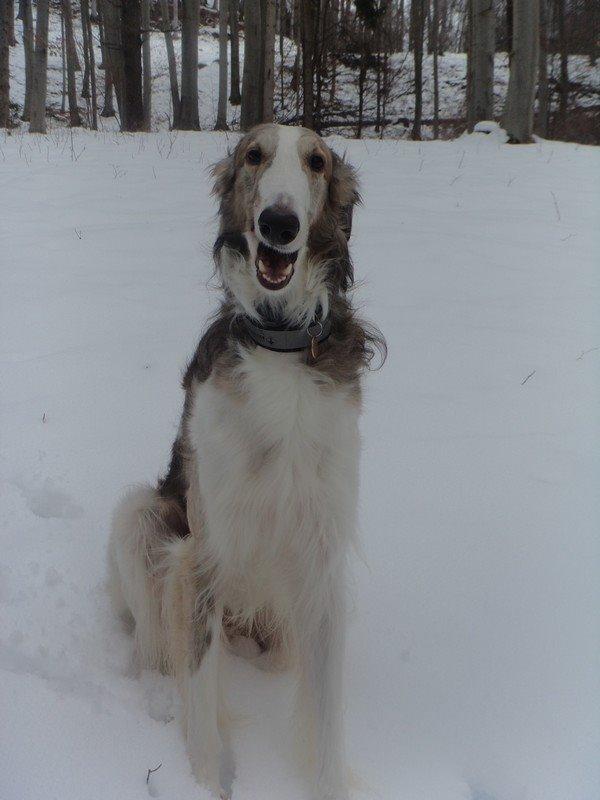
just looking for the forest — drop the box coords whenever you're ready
[0,0,598,143]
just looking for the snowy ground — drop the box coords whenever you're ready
[1,126,599,800]
[6,8,600,135]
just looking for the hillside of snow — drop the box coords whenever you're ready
[6,9,600,135]
[1,127,599,800]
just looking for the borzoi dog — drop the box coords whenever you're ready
[108,123,385,799]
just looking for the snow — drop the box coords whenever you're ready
[6,8,600,135]
[1,127,599,800]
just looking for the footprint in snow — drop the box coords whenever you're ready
[17,477,83,520]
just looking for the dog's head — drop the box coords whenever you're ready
[211,124,359,324]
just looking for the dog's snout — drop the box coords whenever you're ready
[258,207,300,247]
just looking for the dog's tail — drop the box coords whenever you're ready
[107,484,189,671]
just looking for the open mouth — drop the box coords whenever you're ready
[255,243,298,291]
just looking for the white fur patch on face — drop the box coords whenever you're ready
[255,127,311,251]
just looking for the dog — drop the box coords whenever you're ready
[108,123,385,800]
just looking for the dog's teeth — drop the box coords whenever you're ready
[282,264,292,276]
[258,259,269,275]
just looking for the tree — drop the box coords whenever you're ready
[502,0,539,143]
[556,0,568,131]
[432,0,440,138]
[261,0,275,122]
[215,0,229,129]
[100,0,125,120]
[179,0,200,129]
[301,0,317,129]
[121,0,145,130]
[18,0,34,120]
[466,0,495,131]
[411,0,425,140]
[0,0,10,128]
[536,0,549,137]
[98,9,115,117]
[142,0,151,129]
[159,0,180,124]
[241,0,262,129]
[228,0,241,104]
[29,0,50,133]
[61,0,81,126]
[81,0,98,129]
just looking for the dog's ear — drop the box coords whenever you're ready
[210,150,236,200]
[329,152,360,241]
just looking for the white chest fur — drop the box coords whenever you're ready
[187,346,360,617]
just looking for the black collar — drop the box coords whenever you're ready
[243,314,332,353]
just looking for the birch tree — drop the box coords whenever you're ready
[81,0,97,128]
[100,0,125,120]
[29,0,50,133]
[179,0,200,129]
[467,0,495,131]
[301,0,317,129]
[502,0,539,143]
[241,0,262,130]
[215,0,228,129]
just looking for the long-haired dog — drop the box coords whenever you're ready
[108,123,385,800]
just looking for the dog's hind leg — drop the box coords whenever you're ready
[108,485,186,672]
[163,540,229,798]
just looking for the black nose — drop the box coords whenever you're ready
[258,207,300,247]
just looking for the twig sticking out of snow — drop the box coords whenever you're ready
[550,191,561,222]
[521,370,536,385]
[146,763,162,784]
[576,346,600,361]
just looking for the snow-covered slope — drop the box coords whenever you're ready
[1,127,599,800]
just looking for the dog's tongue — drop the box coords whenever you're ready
[256,243,294,275]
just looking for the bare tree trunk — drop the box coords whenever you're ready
[159,0,180,124]
[90,0,98,21]
[411,0,424,139]
[502,0,539,143]
[61,7,66,112]
[29,0,50,133]
[432,0,440,138]
[0,0,10,127]
[179,0,200,129]
[6,0,16,45]
[466,0,495,131]
[215,0,228,128]
[301,0,316,129]
[356,26,366,138]
[172,0,179,29]
[229,0,241,103]
[141,0,151,129]
[21,0,34,119]
[81,0,97,128]
[262,0,275,121]
[585,0,597,65]
[241,0,261,129]
[536,0,549,136]
[99,0,125,120]
[556,0,568,130]
[62,0,81,125]
[97,12,114,116]
[121,0,145,130]
[399,0,404,50]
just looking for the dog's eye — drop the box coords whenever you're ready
[246,148,262,166]
[309,153,325,172]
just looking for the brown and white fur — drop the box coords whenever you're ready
[108,124,385,800]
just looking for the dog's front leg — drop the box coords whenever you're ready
[297,585,348,800]
[179,594,228,799]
